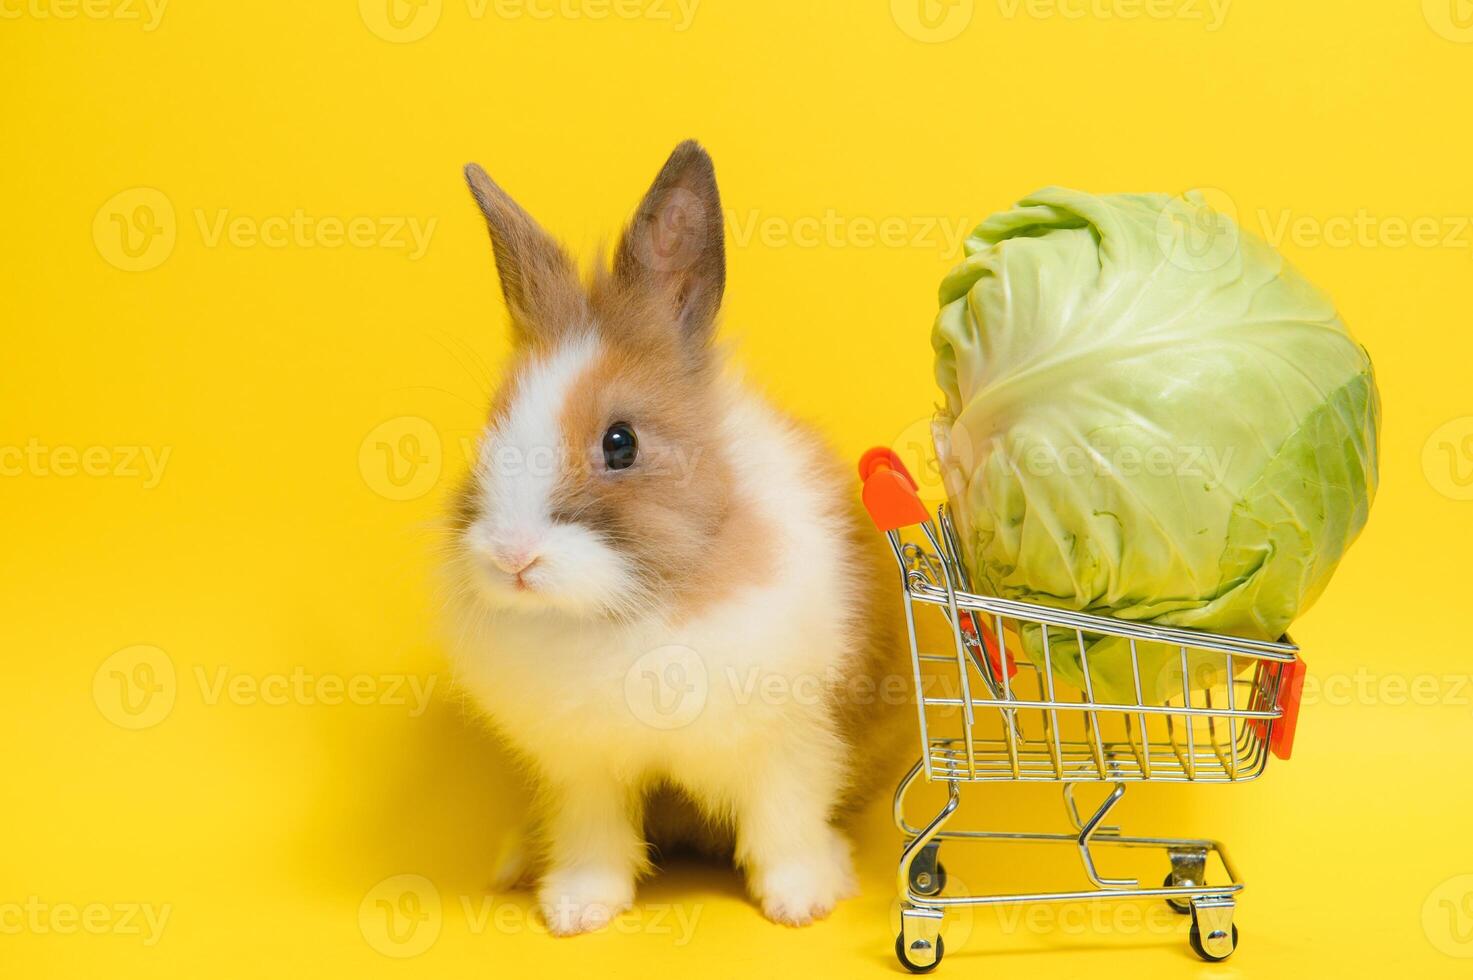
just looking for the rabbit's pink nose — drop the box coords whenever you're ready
[490,549,540,576]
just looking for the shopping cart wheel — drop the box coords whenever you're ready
[910,862,947,898]
[1165,849,1209,915]
[1163,873,1193,915]
[909,843,947,898]
[1188,911,1238,962]
[895,932,944,974]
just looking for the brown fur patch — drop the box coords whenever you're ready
[549,290,768,622]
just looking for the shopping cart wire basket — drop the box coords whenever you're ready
[858,447,1307,971]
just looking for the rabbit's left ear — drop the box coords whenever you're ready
[613,141,726,348]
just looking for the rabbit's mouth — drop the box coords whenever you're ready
[462,519,650,621]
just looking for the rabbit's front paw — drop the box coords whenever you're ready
[537,867,635,937]
[750,841,858,927]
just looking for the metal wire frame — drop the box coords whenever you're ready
[884,505,1297,786]
[885,504,1286,967]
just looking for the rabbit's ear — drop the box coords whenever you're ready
[613,141,726,349]
[465,163,585,344]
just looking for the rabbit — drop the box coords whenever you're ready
[444,140,911,936]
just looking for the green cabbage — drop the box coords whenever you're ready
[932,188,1379,704]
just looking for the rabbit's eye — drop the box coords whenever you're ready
[602,422,638,471]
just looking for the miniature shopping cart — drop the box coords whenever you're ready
[858,448,1306,972]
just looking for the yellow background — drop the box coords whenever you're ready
[5,1,1473,976]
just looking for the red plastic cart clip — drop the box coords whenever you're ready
[858,447,930,532]
[1268,655,1307,761]
[959,611,1019,681]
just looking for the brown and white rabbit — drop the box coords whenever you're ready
[446,141,910,935]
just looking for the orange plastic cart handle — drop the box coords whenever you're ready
[1269,655,1307,761]
[1249,653,1306,761]
[858,447,931,532]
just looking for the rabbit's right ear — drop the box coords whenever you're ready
[464,163,585,344]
